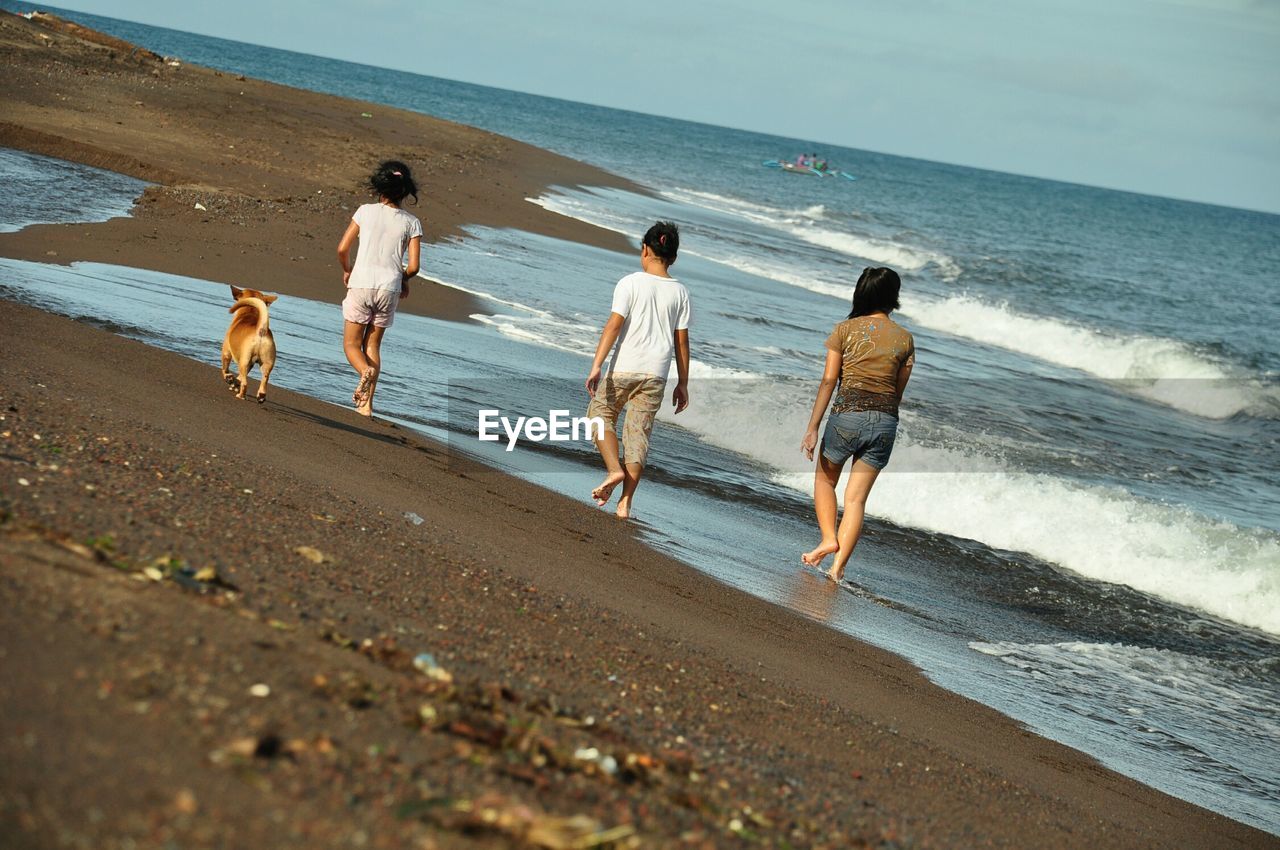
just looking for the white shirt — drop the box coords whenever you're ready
[607,271,692,378]
[347,203,423,291]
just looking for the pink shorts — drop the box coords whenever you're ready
[342,288,399,328]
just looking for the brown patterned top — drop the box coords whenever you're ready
[824,315,915,416]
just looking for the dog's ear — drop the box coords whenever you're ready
[230,285,244,300]
[262,293,279,304]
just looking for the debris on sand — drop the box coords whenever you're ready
[293,545,329,564]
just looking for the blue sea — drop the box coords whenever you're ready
[2,4,1278,835]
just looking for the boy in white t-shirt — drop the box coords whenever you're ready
[585,221,691,519]
[336,160,423,416]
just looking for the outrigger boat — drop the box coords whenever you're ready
[763,159,857,180]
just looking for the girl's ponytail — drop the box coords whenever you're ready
[369,160,418,205]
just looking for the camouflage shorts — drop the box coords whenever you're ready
[586,372,666,466]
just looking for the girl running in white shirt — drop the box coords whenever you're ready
[336,160,423,416]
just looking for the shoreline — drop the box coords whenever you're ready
[1,11,1275,849]
[0,10,640,324]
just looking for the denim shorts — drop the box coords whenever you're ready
[820,410,898,470]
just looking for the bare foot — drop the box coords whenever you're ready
[615,500,632,520]
[355,401,373,418]
[801,540,840,567]
[592,471,625,506]
[825,565,845,583]
[352,368,376,406]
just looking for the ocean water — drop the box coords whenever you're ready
[2,3,1279,835]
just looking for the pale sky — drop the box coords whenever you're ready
[45,0,1280,213]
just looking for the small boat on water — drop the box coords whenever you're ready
[763,159,857,181]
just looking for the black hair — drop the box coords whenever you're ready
[642,221,679,264]
[847,266,901,318]
[368,159,418,205]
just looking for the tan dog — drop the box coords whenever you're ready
[220,286,277,403]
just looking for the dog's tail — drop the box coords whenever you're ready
[229,297,271,336]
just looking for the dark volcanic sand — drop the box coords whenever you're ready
[0,305,1271,849]
[0,11,1275,850]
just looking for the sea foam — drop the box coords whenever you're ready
[659,187,829,227]
[674,372,1280,636]
[535,187,961,283]
[660,187,961,279]
[898,295,1279,419]
[462,298,1280,637]
[783,226,962,280]
[707,254,1277,420]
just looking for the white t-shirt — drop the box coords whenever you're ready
[607,271,692,378]
[347,202,423,291]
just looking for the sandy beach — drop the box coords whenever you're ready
[1,11,1275,850]
[0,10,636,322]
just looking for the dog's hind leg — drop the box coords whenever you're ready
[221,345,238,390]
[256,359,273,404]
[235,359,250,399]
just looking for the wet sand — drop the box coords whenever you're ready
[1,11,1275,850]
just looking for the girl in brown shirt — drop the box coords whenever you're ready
[800,267,915,582]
